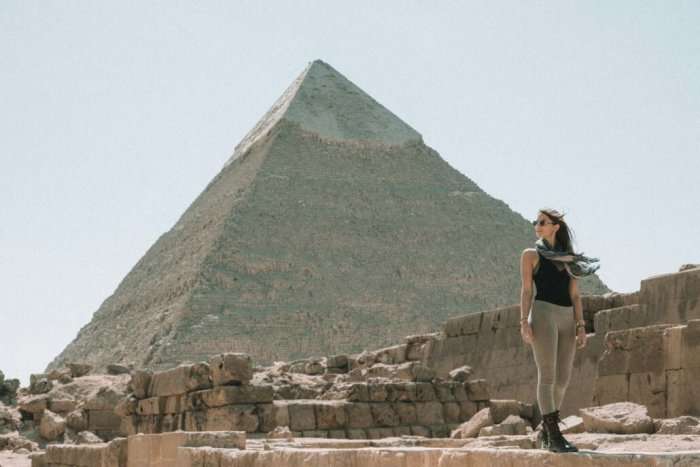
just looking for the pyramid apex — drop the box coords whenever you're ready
[225,60,422,167]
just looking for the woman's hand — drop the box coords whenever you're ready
[520,321,533,345]
[576,326,587,349]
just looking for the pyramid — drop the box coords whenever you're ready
[48,60,609,371]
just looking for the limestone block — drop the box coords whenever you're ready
[366,427,394,439]
[148,363,212,397]
[385,382,414,402]
[88,409,122,432]
[415,401,444,425]
[287,401,316,431]
[367,383,388,402]
[129,370,153,399]
[48,399,77,414]
[67,363,92,378]
[393,402,417,425]
[410,425,431,437]
[448,366,473,383]
[189,385,274,409]
[488,399,531,424]
[629,371,666,418]
[656,415,700,434]
[373,344,407,365]
[258,401,290,433]
[137,397,164,416]
[592,374,629,406]
[682,323,700,368]
[370,402,399,427]
[465,379,490,401]
[414,383,436,401]
[314,401,349,429]
[429,424,450,438]
[458,400,478,420]
[663,325,684,370]
[327,354,348,369]
[666,369,688,417]
[346,429,368,439]
[478,414,528,436]
[205,405,259,432]
[44,444,103,466]
[66,410,88,432]
[39,410,66,441]
[560,415,585,434]
[345,403,372,429]
[302,429,329,437]
[443,402,461,423]
[435,382,456,402]
[19,394,49,414]
[450,407,493,438]
[579,401,654,434]
[114,396,138,417]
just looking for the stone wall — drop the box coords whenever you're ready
[595,318,700,418]
[420,268,700,417]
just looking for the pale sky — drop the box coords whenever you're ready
[1,1,698,385]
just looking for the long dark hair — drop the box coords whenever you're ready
[539,207,576,254]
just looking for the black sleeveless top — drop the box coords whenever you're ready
[534,251,572,306]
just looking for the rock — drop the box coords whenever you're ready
[478,414,529,436]
[560,415,586,434]
[679,264,700,272]
[304,358,325,375]
[18,394,49,414]
[77,430,103,444]
[448,366,473,382]
[66,410,88,432]
[128,370,152,399]
[209,353,253,386]
[655,416,700,434]
[0,432,39,452]
[47,368,72,383]
[67,363,93,378]
[465,379,490,401]
[580,402,655,434]
[107,364,131,375]
[327,355,348,370]
[488,399,532,424]
[114,396,138,417]
[29,374,52,395]
[149,363,212,396]
[39,410,66,441]
[450,407,494,438]
[266,425,294,440]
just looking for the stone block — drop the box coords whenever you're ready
[666,369,688,417]
[148,363,212,397]
[208,353,253,386]
[443,402,461,423]
[205,405,259,432]
[88,410,121,432]
[629,371,666,418]
[345,402,372,429]
[663,325,684,370]
[287,401,316,431]
[314,401,348,429]
[593,374,629,407]
[257,401,290,433]
[370,402,399,427]
[129,370,153,399]
[458,400,478,420]
[414,383,436,401]
[188,385,273,409]
[415,401,444,425]
[465,379,490,401]
[393,402,417,425]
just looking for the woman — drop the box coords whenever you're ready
[519,208,600,452]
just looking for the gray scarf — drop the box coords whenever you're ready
[535,238,601,279]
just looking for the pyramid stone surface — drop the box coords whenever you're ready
[48,59,609,372]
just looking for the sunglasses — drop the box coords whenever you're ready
[532,220,556,227]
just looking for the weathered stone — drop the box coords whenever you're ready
[579,401,655,434]
[287,401,316,431]
[450,407,494,438]
[415,401,444,425]
[258,401,290,432]
[18,394,49,414]
[448,366,473,382]
[393,402,417,425]
[465,379,490,401]
[655,415,700,434]
[148,363,212,397]
[327,355,348,370]
[129,369,153,399]
[65,409,88,432]
[67,363,93,378]
[266,425,294,440]
[208,353,253,386]
[479,414,528,436]
[345,403,373,429]
[107,364,131,375]
[189,385,273,409]
[370,402,399,427]
[39,410,66,441]
[315,401,348,429]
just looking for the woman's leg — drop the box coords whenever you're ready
[528,300,558,415]
[553,307,577,411]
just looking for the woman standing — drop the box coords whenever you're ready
[519,208,601,452]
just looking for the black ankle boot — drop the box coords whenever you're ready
[542,410,578,453]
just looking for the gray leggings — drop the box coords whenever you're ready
[528,299,577,414]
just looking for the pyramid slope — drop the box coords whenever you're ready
[225,60,421,167]
[48,60,610,372]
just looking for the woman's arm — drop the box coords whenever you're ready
[569,277,584,325]
[520,249,535,321]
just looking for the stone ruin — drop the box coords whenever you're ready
[0,264,697,465]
